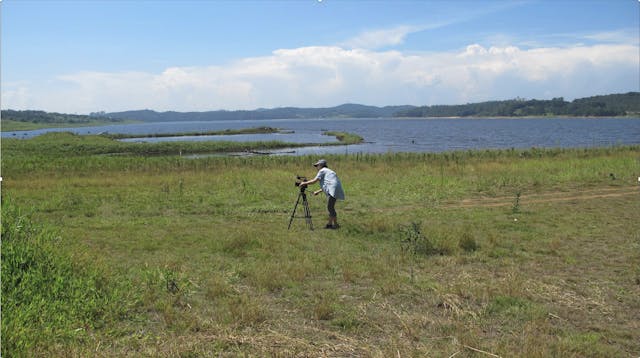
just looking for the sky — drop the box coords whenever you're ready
[1,0,639,114]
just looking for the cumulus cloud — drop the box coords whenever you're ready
[3,42,639,113]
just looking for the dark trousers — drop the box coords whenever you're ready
[327,195,337,218]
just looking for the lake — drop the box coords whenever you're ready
[3,117,639,155]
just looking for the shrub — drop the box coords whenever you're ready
[401,222,455,256]
[459,231,479,252]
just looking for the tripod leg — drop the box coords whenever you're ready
[302,194,313,230]
[288,192,302,230]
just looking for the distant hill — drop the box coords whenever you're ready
[0,109,127,131]
[96,104,415,122]
[1,109,125,125]
[98,93,639,122]
[394,92,640,118]
[3,93,638,127]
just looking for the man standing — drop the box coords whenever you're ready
[300,159,345,229]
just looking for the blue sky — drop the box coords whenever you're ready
[2,0,639,113]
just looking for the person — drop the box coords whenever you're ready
[300,159,345,229]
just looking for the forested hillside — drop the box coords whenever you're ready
[97,104,414,122]
[2,93,638,127]
[395,92,640,118]
[100,92,640,120]
[1,110,125,125]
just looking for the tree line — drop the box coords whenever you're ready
[1,110,125,125]
[2,92,638,124]
[394,92,640,118]
[93,104,414,122]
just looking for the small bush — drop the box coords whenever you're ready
[313,298,335,321]
[401,222,437,256]
[401,222,453,256]
[459,231,479,252]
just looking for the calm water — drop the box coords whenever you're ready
[3,117,639,155]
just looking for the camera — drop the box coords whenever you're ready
[295,176,308,190]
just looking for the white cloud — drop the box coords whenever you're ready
[1,81,33,110]
[583,29,639,45]
[341,25,423,50]
[2,42,638,113]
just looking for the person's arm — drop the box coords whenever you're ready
[300,177,319,186]
[300,177,324,195]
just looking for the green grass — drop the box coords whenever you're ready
[323,130,364,144]
[2,134,639,356]
[1,118,137,131]
[102,126,281,139]
[1,130,363,162]
[1,198,139,356]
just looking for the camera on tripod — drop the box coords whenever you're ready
[294,176,308,190]
[289,176,313,230]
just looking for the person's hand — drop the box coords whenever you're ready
[313,189,322,196]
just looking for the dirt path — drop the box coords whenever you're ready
[443,185,638,209]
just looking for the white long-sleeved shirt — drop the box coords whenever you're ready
[314,167,345,200]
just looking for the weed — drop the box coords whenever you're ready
[512,190,522,213]
[162,267,180,293]
[459,230,479,252]
[401,222,437,256]
[401,222,459,258]
[331,306,362,331]
[313,297,336,321]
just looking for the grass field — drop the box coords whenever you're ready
[1,119,139,132]
[2,133,639,357]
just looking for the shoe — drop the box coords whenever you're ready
[325,224,335,229]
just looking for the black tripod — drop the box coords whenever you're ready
[288,185,313,230]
